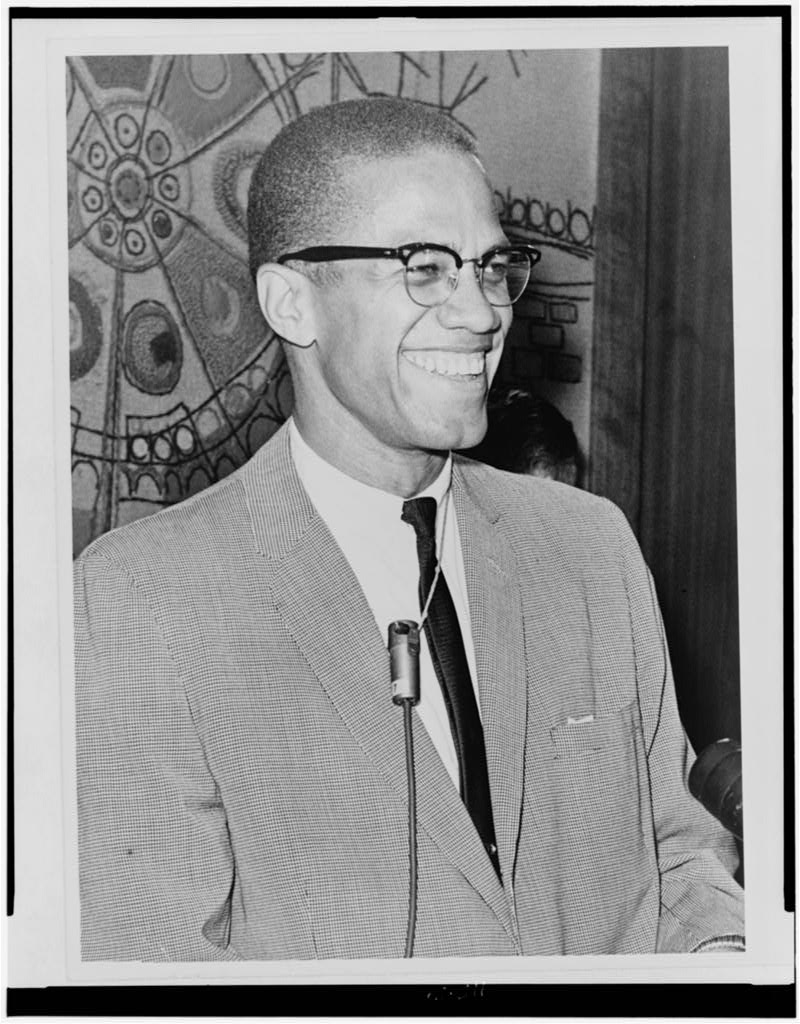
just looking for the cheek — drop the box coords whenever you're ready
[320,307,400,403]
[487,318,511,378]
[317,299,377,371]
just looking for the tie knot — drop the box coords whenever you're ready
[401,496,438,543]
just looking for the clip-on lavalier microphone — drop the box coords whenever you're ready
[387,488,449,958]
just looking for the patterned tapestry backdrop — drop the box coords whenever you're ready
[67,50,600,557]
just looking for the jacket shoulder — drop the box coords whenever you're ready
[76,424,295,575]
[455,455,624,529]
[76,465,251,579]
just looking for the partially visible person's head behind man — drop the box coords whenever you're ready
[247,98,538,496]
[467,384,581,486]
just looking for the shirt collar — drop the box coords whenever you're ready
[288,418,453,516]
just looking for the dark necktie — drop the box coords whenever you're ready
[401,496,501,878]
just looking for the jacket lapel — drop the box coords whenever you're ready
[452,462,528,894]
[239,429,520,943]
[408,711,517,939]
[242,425,409,796]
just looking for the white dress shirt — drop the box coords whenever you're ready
[288,418,481,789]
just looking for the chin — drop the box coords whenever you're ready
[456,415,489,451]
[420,421,487,454]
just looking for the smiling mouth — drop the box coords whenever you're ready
[402,350,486,379]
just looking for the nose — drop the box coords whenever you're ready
[435,260,502,334]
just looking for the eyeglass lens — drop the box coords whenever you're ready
[404,248,531,308]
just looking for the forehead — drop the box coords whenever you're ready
[337,148,501,245]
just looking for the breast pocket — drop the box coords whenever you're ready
[549,700,655,862]
[522,700,660,952]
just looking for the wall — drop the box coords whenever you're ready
[590,49,740,752]
[474,50,600,440]
[67,49,601,555]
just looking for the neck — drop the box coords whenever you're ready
[292,411,448,498]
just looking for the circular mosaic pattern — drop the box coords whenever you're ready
[223,383,251,418]
[568,208,593,246]
[82,186,104,214]
[97,217,119,247]
[122,300,183,396]
[88,141,108,170]
[547,207,565,237]
[69,276,103,381]
[66,55,360,551]
[109,156,151,219]
[157,173,180,203]
[146,129,171,166]
[129,436,150,461]
[185,53,231,97]
[150,209,173,239]
[124,228,146,256]
[202,275,241,338]
[213,144,262,240]
[153,435,173,461]
[72,98,190,271]
[197,407,221,441]
[115,112,140,148]
[174,425,196,455]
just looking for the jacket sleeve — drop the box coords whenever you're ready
[610,502,745,953]
[74,549,241,961]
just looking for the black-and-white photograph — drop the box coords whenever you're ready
[66,44,747,962]
[8,9,792,1005]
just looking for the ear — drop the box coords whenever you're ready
[255,264,317,349]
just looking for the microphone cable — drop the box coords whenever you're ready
[400,697,418,957]
[388,619,421,957]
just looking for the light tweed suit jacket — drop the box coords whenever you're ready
[74,423,744,960]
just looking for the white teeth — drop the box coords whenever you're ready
[404,351,485,377]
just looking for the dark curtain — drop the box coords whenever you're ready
[590,48,739,753]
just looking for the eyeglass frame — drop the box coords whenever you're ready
[274,242,542,308]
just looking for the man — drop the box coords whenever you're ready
[74,97,744,960]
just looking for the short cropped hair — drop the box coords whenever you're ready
[466,385,581,484]
[247,98,479,281]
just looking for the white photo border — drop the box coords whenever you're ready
[7,10,792,989]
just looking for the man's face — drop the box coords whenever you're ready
[300,149,513,459]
